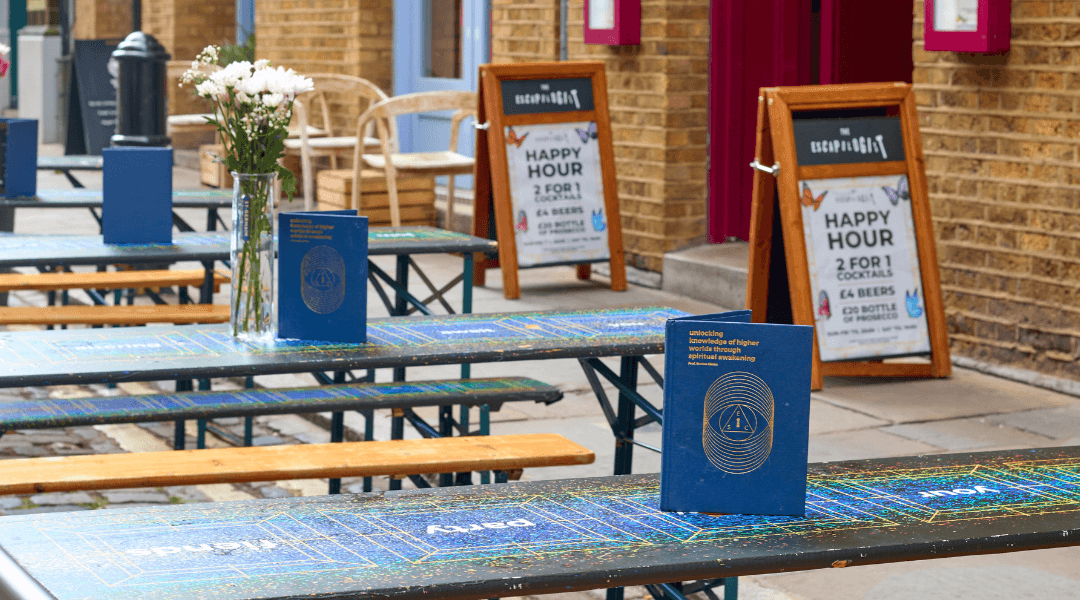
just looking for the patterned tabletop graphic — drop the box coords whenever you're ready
[0,307,682,387]
[0,447,1076,600]
[37,155,103,170]
[0,189,232,208]
[0,228,495,268]
[0,232,228,268]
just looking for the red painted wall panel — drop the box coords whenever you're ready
[706,0,914,243]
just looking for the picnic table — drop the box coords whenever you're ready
[36,155,102,188]
[0,228,496,320]
[0,189,232,232]
[0,445,1076,600]
[0,304,671,462]
[0,307,676,388]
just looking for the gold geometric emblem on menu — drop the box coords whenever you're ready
[702,371,774,474]
[300,245,346,315]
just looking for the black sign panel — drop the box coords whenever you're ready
[0,122,7,195]
[71,40,119,155]
[501,78,595,115]
[792,117,905,166]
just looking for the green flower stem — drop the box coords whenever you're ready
[232,175,272,337]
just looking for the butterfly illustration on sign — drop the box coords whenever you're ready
[591,209,606,232]
[905,289,923,318]
[516,210,528,232]
[817,290,831,319]
[881,176,910,206]
[576,122,598,144]
[506,127,528,148]
[801,182,826,211]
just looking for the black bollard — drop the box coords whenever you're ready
[110,31,171,147]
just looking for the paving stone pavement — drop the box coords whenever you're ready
[0,149,1077,599]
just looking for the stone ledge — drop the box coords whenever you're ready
[662,242,748,310]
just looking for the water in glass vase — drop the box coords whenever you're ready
[231,172,276,342]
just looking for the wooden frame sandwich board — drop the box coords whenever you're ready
[747,82,950,390]
[472,61,627,299]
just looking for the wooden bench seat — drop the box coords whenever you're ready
[0,433,594,494]
[0,304,229,326]
[0,268,228,293]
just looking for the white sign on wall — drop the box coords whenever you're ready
[800,174,932,361]
[504,121,610,267]
[934,0,979,31]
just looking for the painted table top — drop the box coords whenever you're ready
[36,155,103,171]
[0,228,495,268]
[0,446,1076,600]
[0,189,232,209]
[0,307,681,388]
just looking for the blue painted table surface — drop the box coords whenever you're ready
[0,189,232,209]
[0,446,1076,600]
[36,156,103,171]
[0,307,683,388]
[0,228,496,268]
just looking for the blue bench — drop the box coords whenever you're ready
[0,377,562,491]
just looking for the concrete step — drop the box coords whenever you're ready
[662,242,749,310]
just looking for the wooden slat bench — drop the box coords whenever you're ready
[0,268,228,293]
[0,377,565,494]
[0,268,230,328]
[0,304,229,326]
[0,433,594,494]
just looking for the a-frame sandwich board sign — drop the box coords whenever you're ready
[747,82,950,390]
[472,61,627,299]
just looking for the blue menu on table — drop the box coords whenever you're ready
[660,310,813,516]
[102,147,173,244]
[278,210,368,343]
[1,118,37,197]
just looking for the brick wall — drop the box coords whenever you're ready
[491,0,710,272]
[491,0,561,62]
[254,0,392,136]
[73,0,131,40]
[914,0,1080,379]
[140,0,234,116]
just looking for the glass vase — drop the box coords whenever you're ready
[230,172,276,342]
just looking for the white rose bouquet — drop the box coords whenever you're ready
[180,46,313,195]
[181,46,314,340]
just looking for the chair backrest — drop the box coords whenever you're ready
[356,90,478,155]
[294,74,391,138]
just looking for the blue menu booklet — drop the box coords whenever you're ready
[0,118,37,197]
[660,310,813,516]
[102,147,173,244]
[278,210,368,343]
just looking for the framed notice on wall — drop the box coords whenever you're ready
[473,62,627,299]
[746,83,950,390]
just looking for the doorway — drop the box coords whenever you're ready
[392,0,488,190]
[706,0,913,242]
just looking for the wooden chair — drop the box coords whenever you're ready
[354,91,477,227]
[285,74,391,209]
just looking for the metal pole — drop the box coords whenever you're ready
[559,0,568,60]
[132,0,141,33]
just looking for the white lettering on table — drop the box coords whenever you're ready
[427,519,536,534]
[918,485,999,498]
[124,539,278,556]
